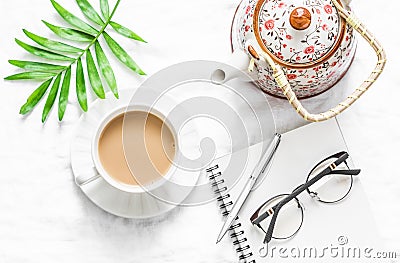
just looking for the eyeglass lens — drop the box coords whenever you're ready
[306,157,353,203]
[257,194,303,240]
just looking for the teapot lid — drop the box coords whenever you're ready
[253,0,346,68]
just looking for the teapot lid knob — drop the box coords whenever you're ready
[289,7,312,31]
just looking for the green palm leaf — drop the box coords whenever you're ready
[42,20,95,42]
[50,0,98,35]
[5,71,57,81]
[7,0,148,122]
[23,29,83,54]
[42,74,62,122]
[94,41,118,98]
[8,60,66,72]
[86,49,105,99]
[76,0,104,26]
[20,79,53,115]
[110,21,146,42]
[100,0,110,20]
[103,32,145,75]
[15,39,75,62]
[76,58,88,112]
[58,67,71,121]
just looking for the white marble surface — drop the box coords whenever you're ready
[0,0,399,262]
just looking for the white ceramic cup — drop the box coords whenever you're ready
[75,104,180,194]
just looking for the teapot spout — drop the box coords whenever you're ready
[211,49,256,85]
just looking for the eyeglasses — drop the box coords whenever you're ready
[250,151,360,245]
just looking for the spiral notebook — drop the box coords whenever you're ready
[206,118,382,263]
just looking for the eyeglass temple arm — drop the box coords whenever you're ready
[263,153,351,244]
[330,169,361,175]
[262,183,309,244]
[263,203,282,244]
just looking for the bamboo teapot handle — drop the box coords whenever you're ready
[255,0,386,122]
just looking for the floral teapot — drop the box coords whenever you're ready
[220,0,386,122]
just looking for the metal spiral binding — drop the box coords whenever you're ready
[208,172,222,180]
[206,165,219,173]
[219,201,233,209]
[239,253,254,261]
[230,231,244,238]
[229,223,242,231]
[233,238,247,245]
[222,210,230,217]
[237,245,250,253]
[217,194,231,202]
[237,241,254,262]
[207,165,255,263]
[211,179,225,187]
[214,187,228,194]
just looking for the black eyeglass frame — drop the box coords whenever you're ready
[250,151,361,245]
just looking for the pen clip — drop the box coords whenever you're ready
[260,134,281,174]
[252,134,281,190]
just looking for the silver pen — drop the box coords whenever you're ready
[216,133,281,244]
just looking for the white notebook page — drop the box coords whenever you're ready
[212,118,383,262]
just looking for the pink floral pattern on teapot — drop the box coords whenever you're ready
[232,0,357,99]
